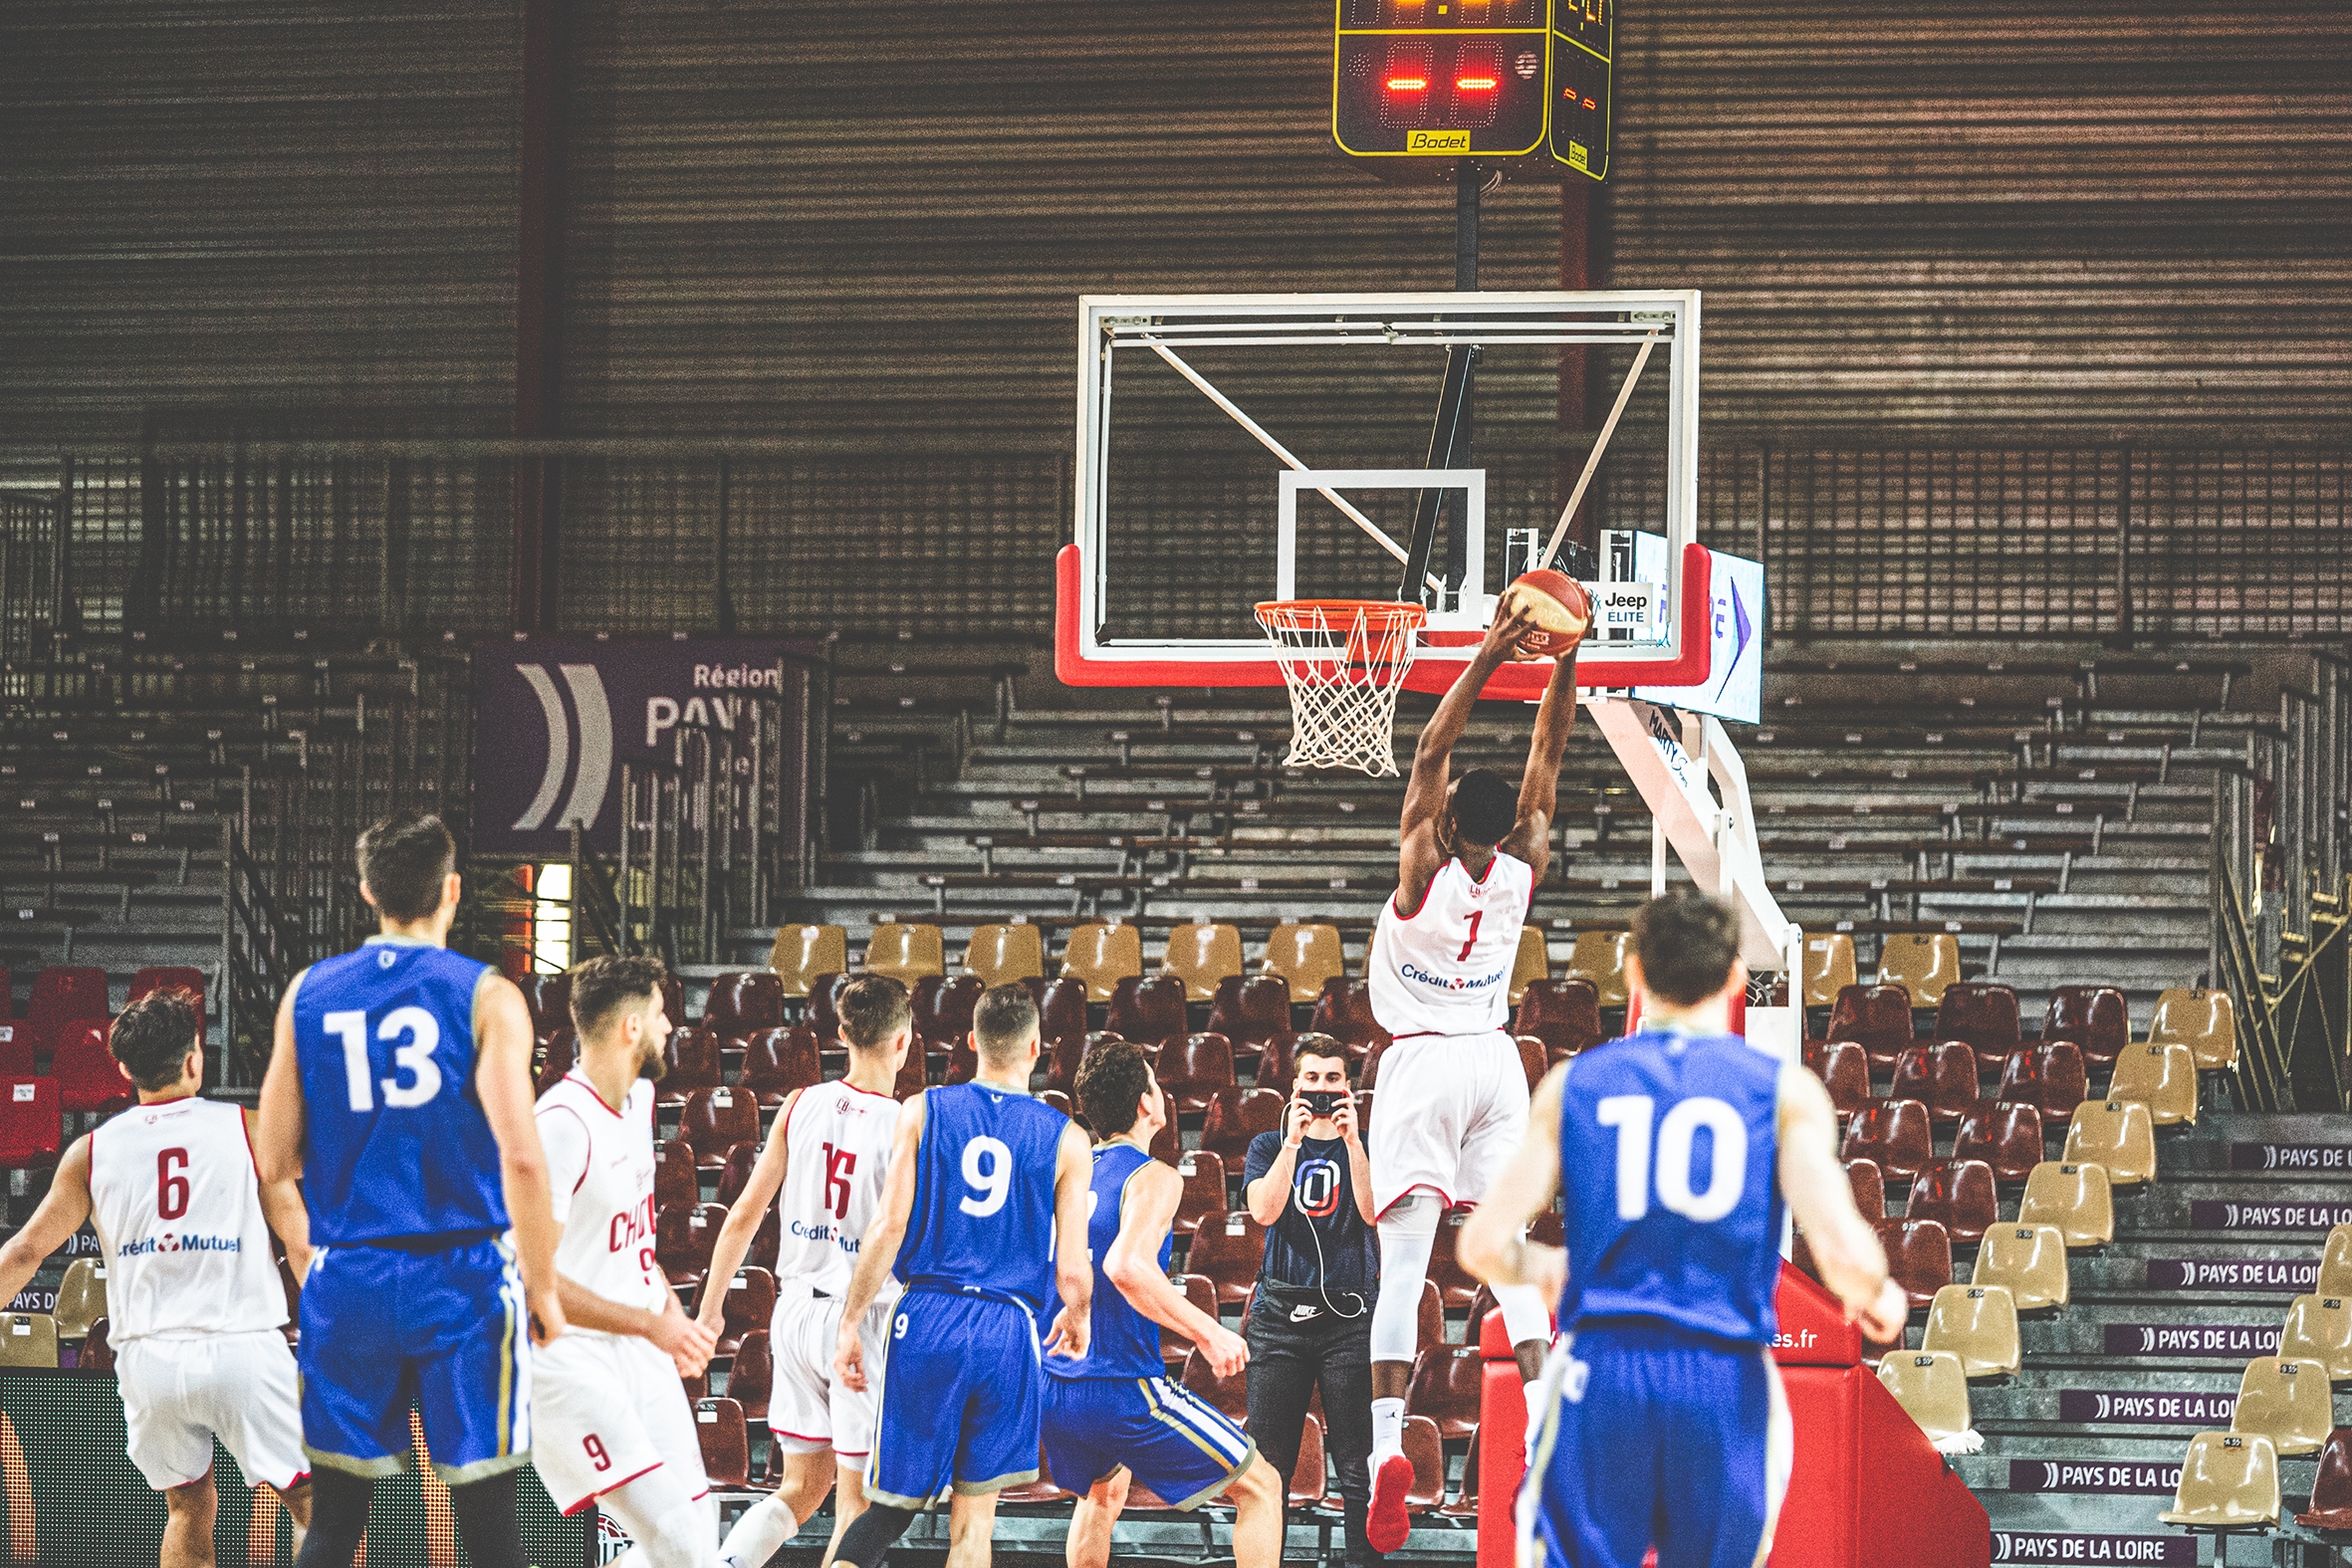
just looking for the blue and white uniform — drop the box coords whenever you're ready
[1522,1028,1793,1568]
[866,1081,1067,1508]
[1041,1142,1255,1509]
[291,936,532,1483]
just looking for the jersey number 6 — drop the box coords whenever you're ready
[1595,1094,1748,1224]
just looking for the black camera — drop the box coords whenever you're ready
[1299,1090,1345,1118]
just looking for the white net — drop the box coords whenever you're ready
[1254,599,1425,778]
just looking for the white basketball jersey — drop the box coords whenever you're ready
[1367,850,1535,1037]
[88,1097,285,1343]
[537,1072,667,1316]
[773,1080,901,1297]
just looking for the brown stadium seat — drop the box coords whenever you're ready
[714,1266,777,1355]
[1210,975,1296,1062]
[1996,1041,2087,1121]
[1255,1032,1300,1097]
[2061,1100,2157,1186]
[1179,1344,1253,1421]
[2301,1429,2352,1529]
[922,974,986,1053]
[654,1139,699,1213]
[656,1203,726,1288]
[1842,1099,1934,1182]
[1516,979,1605,1061]
[53,1023,135,1116]
[1149,1115,1182,1166]
[2159,1432,2278,1529]
[663,1026,723,1097]
[1308,977,1390,1053]
[2149,987,2237,1072]
[1405,1344,1485,1440]
[1811,1040,1873,1117]
[768,924,847,1000]
[1173,1151,1228,1236]
[2279,1294,2352,1383]
[1041,977,1089,1053]
[1877,933,1962,1008]
[1184,1211,1269,1304]
[53,1258,105,1341]
[80,1316,117,1375]
[1972,1224,2069,1311]
[534,1027,577,1096]
[1158,1033,1236,1115]
[714,1140,760,1208]
[1846,1158,1887,1220]
[1920,1283,2020,1378]
[1889,1041,1984,1124]
[1159,1275,1221,1368]
[2233,1358,2330,1456]
[867,922,946,988]
[1565,931,1632,1008]
[0,1314,59,1370]
[1515,1035,1546,1090]
[1443,1427,1482,1518]
[807,973,844,1043]
[1875,1217,1954,1309]
[1905,1159,1999,1244]
[2017,1161,2113,1248]
[2107,1041,2198,1127]
[892,1037,932,1099]
[2042,985,2131,1070]
[1289,1415,1331,1509]
[1427,1206,1481,1310]
[1163,923,1244,1004]
[1061,923,1143,1003]
[1108,976,1190,1050]
[1416,1278,1445,1354]
[1509,925,1549,1007]
[678,1088,760,1168]
[1936,983,2022,1070]
[1264,923,1346,1004]
[1401,1416,1449,1512]
[522,972,572,1032]
[1954,1101,2045,1185]
[1826,985,1916,1067]
[703,972,784,1040]
[964,923,1045,990]
[695,1398,751,1488]
[1045,1031,1093,1097]
[1199,1087,1283,1163]
[1802,933,1859,1008]
[943,1037,979,1085]
[742,1025,823,1104]
[1877,1351,1975,1451]
[745,1205,780,1273]
[726,1329,772,1421]
[1039,1088,1076,1122]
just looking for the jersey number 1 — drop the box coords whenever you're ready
[1456,910,1483,962]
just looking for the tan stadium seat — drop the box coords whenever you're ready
[1566,931,1631,1008]
[53,1258,106,1340]
[1877,933,1961,1008]
[1876,1351,1980,1454]
[1972,1225,2070,1312]
[2159,1432,2278,1529]
[0,1313,58,1369]
[1920,1284,2020,1379]
[1263,924,1345,1005]
[2060,1100,2158,1187]
[1061,922,1143,1003]
[1163,924,1244,1004]
[2232,1358,2330,1456]
[2319,1225,2352,1298]
[2017,1162,2113,1248]
[965,924,1045,990]
[1509,926,1549,1008]
[1802,934,1858,1008]
[2278,1294,2352,1383]
[865,922,945,987]
[2149,987,2237,1072]
[768,924,846,999]
[2107,1040,2198,1127]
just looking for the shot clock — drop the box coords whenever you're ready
[1330,0,1551,178]
[1549,0,1612,180]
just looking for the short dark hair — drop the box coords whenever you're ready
[1450,769,1518,847]
[973,983,1040,1065]
[838,975,912,1051]
[356,811,457,922]
[111,989,200,1091]
[1630,890,1742,1008]
[1292,1032,1350,1076]
[1074,1036,1154,1137]
[569,955,668,1038]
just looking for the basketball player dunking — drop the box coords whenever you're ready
[1361,600,1575,1553]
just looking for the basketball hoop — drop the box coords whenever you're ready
[1254,599,1426,777]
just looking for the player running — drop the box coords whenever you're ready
[257,811,567,1568]
[826,985,1093,1568]
[530,955,721,1564]
[1041,1038,1285,1568]
[699,974,912,1568]
[1361,600,1575,1550]
[1460,890,1909,1568]
[0,987,316,1566]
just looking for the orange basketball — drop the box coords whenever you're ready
[1497,568,1592,660]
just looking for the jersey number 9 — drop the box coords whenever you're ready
[323,1007,445,1113]
[1595,1094,1748,1224]
[958,1135,1013,1218]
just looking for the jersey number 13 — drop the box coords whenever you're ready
[323,1008,445,1113]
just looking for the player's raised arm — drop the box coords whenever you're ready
[698,1084,802,1338]
[472,972,567,1346]
[1458,1063,1568,1306]
[1499,647,1578,882]
[1397,602,1539,903]
[0,1137,93,1308]
[1045,1118,1095,1361]
[1777,1065,1907,1341]
[254,976,308,1186]
[834,1091,926,1393]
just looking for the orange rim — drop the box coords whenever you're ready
[1254,599,1427,633]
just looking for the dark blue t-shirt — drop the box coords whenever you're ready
[1244,1131,1378,1295]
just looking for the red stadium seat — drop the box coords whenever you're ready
[654,1139,700,1213]
[745,1204,780,1273]
[1401,1416,1448,1512]
[942,1036,978,1085]
[658,973,687,1031]
[807,973,844,1042]
[1158,1033,1237,1116]
[694,1397,750,1488]
[714,1140,760,1208]
[918,975,986,1053]
[80,1315,117,1375]
[1040,1088,1077,1123]
[1442,1427,1481,1517]
[1417,1278,1445,1354]
[741,1025,822,1103]
[1812,1041,1873,1116]
[1515,1035,1546,1090]
[726,1329,772,1420]
[2043,986,2130,1069]
[1846,1158,1886,1220]
[1289,1414,1331,1509]
[534,1027,577,1097]
[1427,1206,1480,1310]
[1307,977,1389,1054]
[52,1023,133,1116]
[127,968,206,1022]
[0,1021,29,1079]
[28,967,108,1053]
[714,1265,777,1355]
[1209,976,1295,1062]
[892,1038,931,1099]
[1041,976,1088,1049]
[1255,1031,1299,1097]
[1198,1087,1283,1163]
[1179,1344,1252,1422]
[521,972,572,1034]
[1905,1159,1999,1244]
[0,1078,63,1170]
[1876,1218,1954,1309]
[1405,1344,1484,1440]
[1108,976,1189,1050]
[1936,983,2021,1070]
[703,972,785,1039]
[1997,1042,2087,1121]
[1841,1099,1934,1182]
[1826,985,1915,1067]
[1160,1275,1222,1368]
[1515,979,1605,1060]
[1149,1115,1182,1166]
[1889,1041,1983,1124]
[1173,1151,1228,1237]
[678,1088,760,1168]
[2294,1427,2352,1529]
[663,1026,723,1096]
[656,1203,726,1287]
[1045,1030,1090,1097]
[1183,1211,1268,1304]
[1955,1101,2046,1184]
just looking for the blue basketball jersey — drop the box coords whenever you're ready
[1556,1029,1785,1344]
[895,1082,1066,1319]
[1046,1141,1163,1381]
[291,937,509,1245]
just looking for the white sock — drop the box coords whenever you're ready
[719,1493,800,1568]
[1371,1396,1406,1457]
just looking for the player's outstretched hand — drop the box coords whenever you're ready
[1045,1303,1090,1362]
[1201,1322,1250,1381]
[527,1281,568,1348]
[1849,1277,1910,1345]
[1478,600,1541,663]
[650,1293,720,1378]
[834,1321,869,1393]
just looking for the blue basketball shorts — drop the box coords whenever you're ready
[298,1234,534,1483]
[1042,1374,1255,1510]
[865,1289,1044,1508]
[1519,1319,1792,1568]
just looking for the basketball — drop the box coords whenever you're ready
[1496,568,1592,660]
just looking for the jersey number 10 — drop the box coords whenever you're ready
[1595,1094,1748,1224]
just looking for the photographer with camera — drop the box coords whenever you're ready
[1241,1034,1382,1567]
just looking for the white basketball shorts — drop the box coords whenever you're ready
[1368,1029,1532,1217]
[531,1329,710,1516]
[118,1328,309,1493]
[768,1285,894,1461]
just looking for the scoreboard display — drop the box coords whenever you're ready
[1550,0,1612,179]
[1330,0,1550,175]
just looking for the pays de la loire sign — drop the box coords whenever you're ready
[1993,1532,2195,1565]
[2231,1141,2352,1171]
[2145,1256,2316,1291]
[2191,1199,2352,1232]
[2056,1390,2235,1426]
[2007,1460,2182,1495]
[2100,1323,2279,1358]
